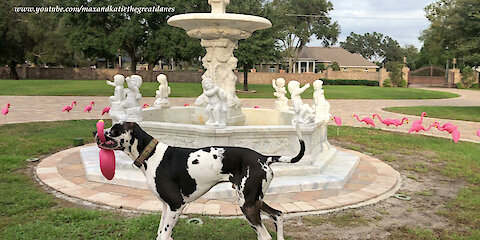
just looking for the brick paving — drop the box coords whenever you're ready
[1,87,479,142]
[37,144,400,216]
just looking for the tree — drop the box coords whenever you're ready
[419,0,480,68]
[385,61,405,87]
[230,0,282,91]
[62,0,117,68]
[402,45,420,69]
[270,0,339,72]
[340,32,403,64]
[0,0,35,79]
[63,0,208,76]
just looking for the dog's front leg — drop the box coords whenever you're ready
[157,205,185,240]
[156,201,168,238]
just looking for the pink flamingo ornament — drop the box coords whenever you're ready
[409,122,436,133]
[392,117,409,127]
[408,112,428,133]
[434,122,458,134]
[84,101,95,113]
[102,107,111,115]
[477,129,480,138]
[184,103,190,107]
[451,129,460,143]
[352,114,376,127]
[434,122,461,143]
[2,103,10,117]
[254,106,259,108]
[143,104,149,108]
[62,101,77,112]
[372,114,397,127]
[332,116,342,135]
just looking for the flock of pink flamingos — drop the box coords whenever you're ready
[2,101,480,143]
[334,112,470,143]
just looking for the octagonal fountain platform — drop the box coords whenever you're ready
[80,107,360,200]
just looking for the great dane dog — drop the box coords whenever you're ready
[94,122,305,240]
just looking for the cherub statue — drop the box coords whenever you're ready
[312,80,331,122]
[272,78,289,111]
[122,75,143,122]
[107,74,126,103]
[288,80,315,124]
[154,74,171,108]
[107,74,127,124]
[195,78,227,127]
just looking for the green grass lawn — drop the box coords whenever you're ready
[0,120,282,239]
[384,106,480,122]
[0,79,459,99]
[328,126,480,239]
[0,120,479,239]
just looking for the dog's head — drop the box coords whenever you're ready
[93,122,136,151]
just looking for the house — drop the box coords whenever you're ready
[292,46,379,73]
[256,47,379,73]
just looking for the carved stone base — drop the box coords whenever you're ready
[191,107,245,126]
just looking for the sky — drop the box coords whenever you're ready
[308,0,436,49]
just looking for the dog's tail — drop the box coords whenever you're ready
[267,122,305,165]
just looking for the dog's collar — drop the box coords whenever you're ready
[133,138,159,168]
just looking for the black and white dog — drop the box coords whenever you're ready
[94,122,305,240]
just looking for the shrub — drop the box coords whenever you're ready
[456,82,465,89]
[385,61,404,87]
[397,79,407,87]
[315,63,326,73]
[461,66,475,88]
[330,62,340,71]
[472,83,479,88]
[321,79,379,86]
[383,79,392,87]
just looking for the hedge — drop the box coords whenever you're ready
[321,79,380,86]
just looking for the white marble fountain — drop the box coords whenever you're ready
[80,0,359,200]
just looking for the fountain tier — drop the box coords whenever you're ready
[168,13,271,40]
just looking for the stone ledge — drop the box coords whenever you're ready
[36,145,400,216]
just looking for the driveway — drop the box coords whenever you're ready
[0,88,478,142]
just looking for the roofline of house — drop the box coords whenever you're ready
[339,65,380,68]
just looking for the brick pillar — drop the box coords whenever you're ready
[402,66,410,84]
[449,68,461,86]
[378,68,388,86]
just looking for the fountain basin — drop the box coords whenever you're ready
[167,13,272,40]
[80,107,359,200]
[141,107,334,166]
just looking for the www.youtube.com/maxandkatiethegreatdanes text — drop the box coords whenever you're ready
[14,5,175,14]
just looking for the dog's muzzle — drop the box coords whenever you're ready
[93,130,119,150]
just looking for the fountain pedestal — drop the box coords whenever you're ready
[167,0,271,126]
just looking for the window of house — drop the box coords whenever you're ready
[269,66,276,73]
[343,68,347,72]
[365,68,369,72]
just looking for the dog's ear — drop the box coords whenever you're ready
[124,122,136,131]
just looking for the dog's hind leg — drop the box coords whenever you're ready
[261,202,285,240]
[157,204,185,240]
[241,200,272,240]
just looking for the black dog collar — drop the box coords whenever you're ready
[133,138,159,168]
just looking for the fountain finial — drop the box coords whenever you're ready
[209,0,229,13]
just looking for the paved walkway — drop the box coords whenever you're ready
[37,144,399,215]
[1,87,479,142]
